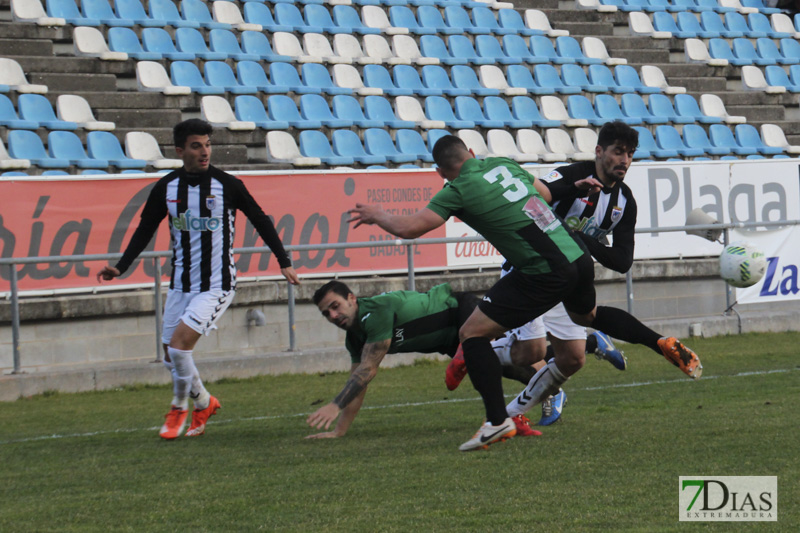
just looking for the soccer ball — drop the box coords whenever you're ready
[719,241,767,288]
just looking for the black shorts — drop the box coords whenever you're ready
[478,253,596,331]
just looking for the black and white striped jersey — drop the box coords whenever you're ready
[539,161,637,274]
[115,165,291,292]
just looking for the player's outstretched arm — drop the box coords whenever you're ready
[306,365,367,439]
[306,339,390,431]
[348,204,445,239]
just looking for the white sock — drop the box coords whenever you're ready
[491,336,513,366]
[168,347,195,409]
[163,360,179,400]
[506,360,568,417]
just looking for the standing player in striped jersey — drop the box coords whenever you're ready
[97,119,299,440]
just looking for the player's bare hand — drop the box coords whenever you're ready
[96,266,120,283]
[574,177,603,196]
[306,402,341,430]
[347,203,383,228]
[281,266,300,285]
[304,430,342,439]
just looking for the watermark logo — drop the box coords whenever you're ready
[679,476,777,522]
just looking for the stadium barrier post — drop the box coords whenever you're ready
[406,243,415,292]
[626,269,634,315]
[9,263,22,374]
[288,281,296,352]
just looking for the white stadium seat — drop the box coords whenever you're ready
[201,96,256,131]
[136,61,191,95]
[125,132,182,169]
[56,95,115,131]
[73,27,128,61]
[266,131,321,166]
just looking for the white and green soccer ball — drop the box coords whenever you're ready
[719,241,767,288]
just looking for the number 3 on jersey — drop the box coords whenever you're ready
[482,166,527,202]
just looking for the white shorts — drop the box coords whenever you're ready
[161,289,235,344]
[505,303,587,342]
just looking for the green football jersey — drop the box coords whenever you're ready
[345,283,460,363]
[426,157,585,274]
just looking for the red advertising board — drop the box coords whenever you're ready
[0,171,448,292]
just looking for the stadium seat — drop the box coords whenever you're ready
[266,95,321,129]
[107,27,160,60]
[447,35,492,65]
[140,28,193,60]
[546,128,593,161]
[456,129,489,158]
[479,65,526,96]
[363,34,409,65]
[299,94,352,128]
[389,6,434,35]
[511,96,560,128]
[73,26,128,61]
[181,0,231,29]
[201,95,256,130]
[640,65,686,94]
[18,94,78,130]
[674,93,723,123]
[8,129,70,168]
[47,131,108,168]
[419,35,467,65]
[238,32,290,63]
[566,94,604,126]
[516,129,564,162]
[136,61,191,95]
[392,35,439,66]
[204,62,257,94]
[685,38,729,66]
[498,9,541,37]
[472,7,511,34]
[573,127,599,155]
[332,34,377,65]
[87,131,147,168]
[630,11,672,39]
[733,37,773,65]
[620,93,667,124]
[475,35,519,64]
[0,94,39,129]
[749,12,790,38]
[453,96,501,128]
[560,64,604,93]
[124,131,181,169]
[588,64,633,93]
[530,35,570,64]
[81,0,134,26]
[421,65,469,96]
[709,38,751,65]
[365,95,415,128]
[12,0,65,26]
[735,123,783,154]
[395,129,433,162]
[266,131,320,166]
[332,64,382,96]
[764,65,800,91]
[582,36,626,65]
[208,29,259,61]
[632,126,678,158]
[393,65,439,96]
[176,28,226,60]
[332,95,382,128]
[233,61,284,94]
[699,93,746,123]
[741,65,787,93]
[655,125,704,156]
[114,0,164,27]
[332,5,381,35]
[170,61,223,94]
[524,9,568,36]
[760,123,800,154]
[242,3,292,32]
[299,130,354,166]
[483,96,532,128]
[779,38,800,64]
[147,0,198,28]
[47,0,101,25]
[727,11,761,37]
[698,11,738,37]
[364,129,417,163]
[651,12,688,37]
[233,95,288,130]
[505,64,548,94]
[426,129,451,155]
[273,32,322,63]
[501,34,546,65]
[332,129,384,164]
[363,64,412,96]
[55,94,114,131]
[424,95,473,128]
[533,64,579,94]
[304,4,347,34]
[615,64,660,94]
[709,123,758,155]
[485,129,537,162]
[557,35,602,65]
[451,64,500,96]
[420,5,462,34]
[595,94,640,125]
[301,63,351,95]
[361,5,409,35]
[682,123,731,156]
[0,137,31,170]
[771,13,800,38]
[741,0,779,13]
[649,93,690,123]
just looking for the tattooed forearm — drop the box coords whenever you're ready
[333,340,389,409]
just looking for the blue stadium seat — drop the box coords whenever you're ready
[209,29,259,61]
[421,65,470,96]
[426,129,451,154]
[726,12,761,37]
[18,94,78,130]
[240,32,292,62]
[364,129,417,163]
[238,61,290,93]
[141,28,195,60]
[175,28,227,60]
[181,0,231,29]
[393,65,441,96]
[674,93,722,123]
[502,34,546,64]
[451,65,500,96]
[756,38,792,65]
[363,64,413,96]
[472,7,510,35]
[588,64,634,93]
[698,11,739,37]
[653,12,691,38]
[389,6,435,35]
[299,94,352,128]
[47,0,102,26]
[511,96,560,128]
[682,123,731,155]
[82,0,134,26]
[475,35,519,64]
[332,95,382,128]
[0,94,39,129]
[732,37,773,65]
[301,63,351,95]
[171,61,225,94]
[108,27,161,60]
[454,96,503,128]
[268,62,312,93]
[741,0,780,13]
[332,5,381,35]
[47,131,108,168]
[700,0,735,12]
[534,64,580,94]
[781,39,800,64]
[620,93,666,124]
[735,123,783,154]
[484,96,532,128]
[632,126,678,158]
[707,38,748,65]
[443,6,486,34]
[709,123,757,155]
[332,129,384,164]
[234,95,289,129]
[363,95,414,128]
[243,3,292,32]
[749,12,790,38]
[87,131,147,168]
[655,125,703,156]
[205,61,258,94]
[615,65,660,94]
[425,95,474,128]
[765,65,800,91]
[566,95,604,126]
[530,35,571,64]
[115,0,166,27]
[420,5,461,34]
[267,95,321,129]
[497,8,540,36]
[299,130,354,165]
[419,35,467,65]
[561,64,606,92]
[148,0,200,28]
[595,94,640,125]
[8,130,69,168]
[304,4,347,34]
[556,35,602,65]
[680,11,722,37]
[506,64,550,94]
[448,35,492,65]
[395,129,433,162]
[649,93,690,123]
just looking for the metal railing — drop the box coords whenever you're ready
[2,220,798,374]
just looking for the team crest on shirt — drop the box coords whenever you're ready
[206,195,217,210]
[611,206,623,223]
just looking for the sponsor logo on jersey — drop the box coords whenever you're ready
[172,209,221,232]
[540,170,562,183]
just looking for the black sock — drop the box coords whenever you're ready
[501,364,536,385]
[462,337,508,425]
[585,333,598,354]
[591,306,662,354]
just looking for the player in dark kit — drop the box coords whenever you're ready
[98,119,299,440]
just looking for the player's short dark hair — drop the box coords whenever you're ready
[173,118,213,148]
[432,135,469,172]
[597,121,639,153]
[313,280,353,305]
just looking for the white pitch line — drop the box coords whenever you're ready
[2,366,796,445]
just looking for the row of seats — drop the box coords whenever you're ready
[0,94,113,131]
[684,37,800,67]
[4,130,147,169]
[135,60,664,98]
[646,11,794,39]
[741,64,800,93]
[600,0,776,14]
